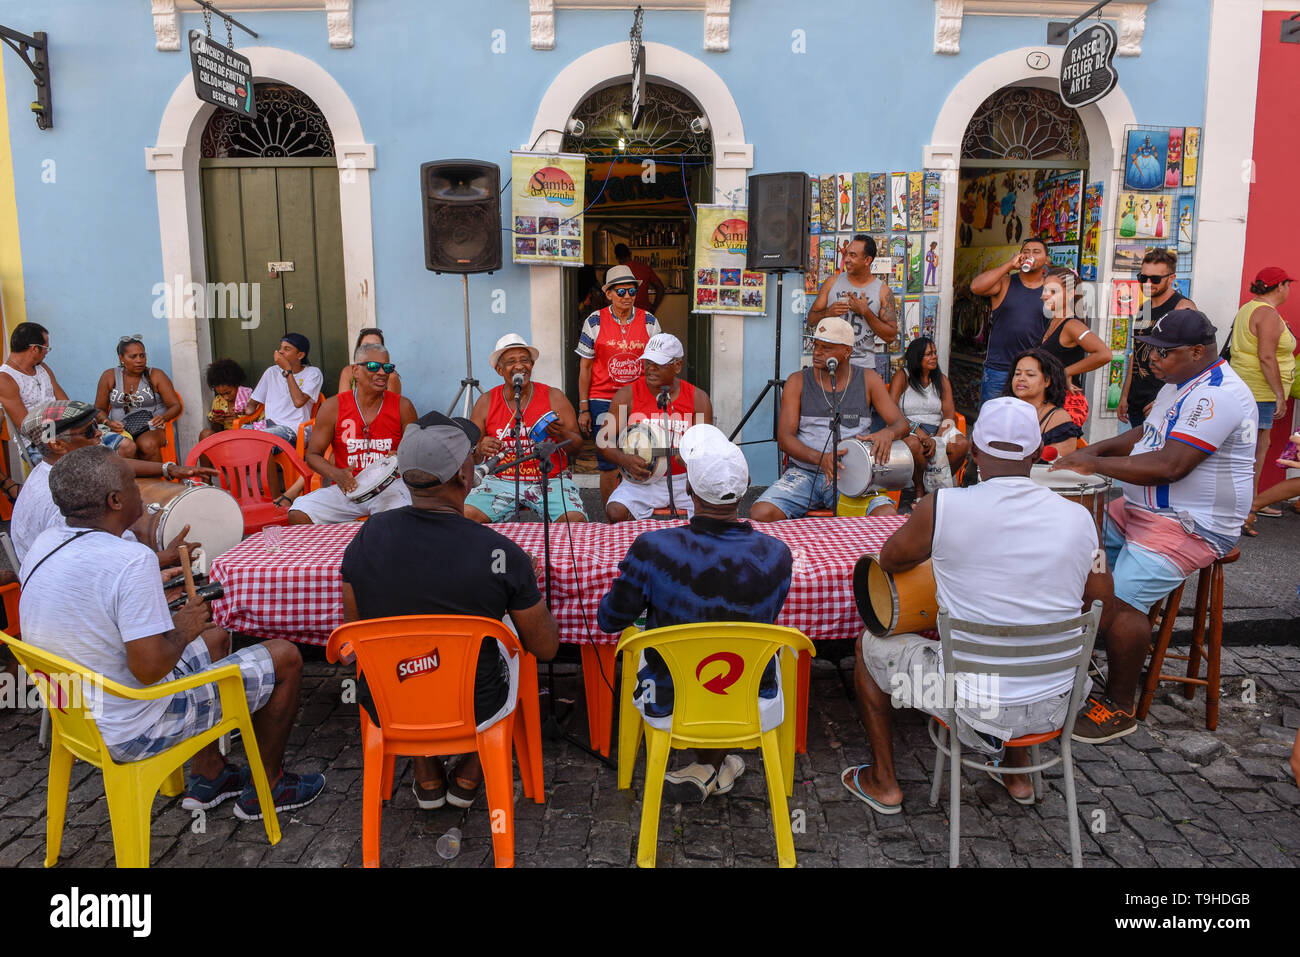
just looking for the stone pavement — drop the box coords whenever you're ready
[1,640,1296,869]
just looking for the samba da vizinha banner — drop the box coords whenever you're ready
[510,151,586,265]
[692,205,767,315]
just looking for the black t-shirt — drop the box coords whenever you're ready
[1130,292,1186,409]
[340,506,542,725]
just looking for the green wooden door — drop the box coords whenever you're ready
[200,159,349,395]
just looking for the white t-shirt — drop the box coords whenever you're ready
[18,526,174,746]
[1123,359,1257,547]
[9,461,137,564]
[249,365,323,428]
[931,476,1098,707]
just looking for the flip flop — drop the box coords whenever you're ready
[1241,523,1259,538]
[839,765,902,815]
[985,763,1035,806]
[1255,507,1283,518]
[273,494,293,509]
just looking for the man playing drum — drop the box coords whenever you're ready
[288,343,418,524]
[600,334,713,523]
[843,397,1111,813]
[750,317,906,522]
[465,334,587,524]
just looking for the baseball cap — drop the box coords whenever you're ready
[1135,308,1218,349]
[21,399,98,446]
[397,411,481,486]
[812,317,854,347]
[281,332,311,357]
[643,333,685,366]
[1255,266,1295,287]
[680,424,749,505]
[971,397,1041,461]
[602,264,639,289]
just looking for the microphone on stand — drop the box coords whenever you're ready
[512,373,524,397]
[657,385,670,410]
[826,357,839,376]
[474,450,508,483]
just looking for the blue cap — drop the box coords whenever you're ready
[281,332,311,356]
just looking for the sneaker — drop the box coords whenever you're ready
[663,762,717,803]
[232,770,326,820]
[712,754,746,795]
[412,778,446,810]
[182,763,249,810]
[1071,695,1137,744]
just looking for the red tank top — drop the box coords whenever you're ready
[332,390,403,475]
[629,377,697,476]
[485,382,565,482]
[589,307,652,399]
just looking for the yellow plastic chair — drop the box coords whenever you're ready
[0,634,281,868]
[614,622,814,868]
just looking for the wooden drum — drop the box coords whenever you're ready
[852,554,938,637]
[1030,465,1111,544]
[130,479,244,575]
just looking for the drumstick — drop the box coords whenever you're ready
[177,544,198,601]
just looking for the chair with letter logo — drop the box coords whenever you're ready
[614,622,814,868]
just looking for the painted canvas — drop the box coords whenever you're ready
[1109,316,1131,353]
[921,294,939,339]
[1081,181,1104,281]
[834,233,853,273]
[805,235,820,294]
[1166,128,1184,188]
[923,238,940,289]
[1182,127,1200,187]
[1114,241,1173,274]
[891,172,908,231]
[870,175,888,232]
[1116,192,1172,240]
[907,236,923,295]
[853,172,871,231]
[923,171,942,230]
[903,298,922,347]
[820,175,837,232]
[889,236,907,285]
[1031,171,1082,244]
[908,172,924,230]
[1047,243,1079,271]
[837,173,853,231]
[1124,129,1170,191]
[1112,279,1140,317]
[818,236,837,286]
[1172,278,1192,299]
[1176,195,1195,254]
[809,176,821,235]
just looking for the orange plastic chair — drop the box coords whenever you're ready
[325,615,544,868]
[0,417,14,520]
[159,395,184,468]
[184,431,312,535]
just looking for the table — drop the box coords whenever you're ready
[210,515,906,647]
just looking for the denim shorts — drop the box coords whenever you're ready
[1104,519,1192,615]
[589,398,616,470]
[1257,401,1276,430]
[755,466,894,519]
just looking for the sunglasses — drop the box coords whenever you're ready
[79,422,99,439]
[361,361,396,374]
[1153,345,1191,359]
[1136,273,1172,284]
[611,287,637,298]
[119,334,144,344]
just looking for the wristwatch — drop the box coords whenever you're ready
[282,369,291,378]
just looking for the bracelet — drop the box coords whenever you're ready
[161,461,175,480]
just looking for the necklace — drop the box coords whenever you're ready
[352,387,383,438]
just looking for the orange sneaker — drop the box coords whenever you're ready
[1071,695,1137,744]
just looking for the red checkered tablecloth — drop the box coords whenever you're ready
[210,515,907,647]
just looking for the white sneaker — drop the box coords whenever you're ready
[663,763,715,803]
[713,754,746,795]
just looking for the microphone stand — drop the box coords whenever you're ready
[658,385,683,520]
[828,361,842,516]
[504,381,525,522]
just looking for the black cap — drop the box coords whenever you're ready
[1135,309,1218,349]
[415,409,480,446]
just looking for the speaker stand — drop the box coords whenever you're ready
[728,269,788,474]
[447,273,485,418]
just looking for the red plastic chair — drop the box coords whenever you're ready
[184,431,312,535]
[326,615,544,868]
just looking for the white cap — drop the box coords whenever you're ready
[972,397,1042,460]
[680,424,749,505]
[489,333,540,369]
[813,317,854,346]
[642,333,685,366]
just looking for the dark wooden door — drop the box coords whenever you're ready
[200,159,348,393]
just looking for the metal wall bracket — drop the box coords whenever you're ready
[0,25,51,130]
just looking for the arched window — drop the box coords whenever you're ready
[563,81,712,158]
[200,84,335,159]
[962,87,1087,162]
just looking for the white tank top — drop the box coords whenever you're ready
[930,476,1098,706]
[0,363,56,448]
[898,379,942,427]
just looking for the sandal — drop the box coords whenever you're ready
[273,493,293,509]
[1256,507,1283,518]
[1241,524,1259,537]
[839,765,902,815]
[985,762,1036,806]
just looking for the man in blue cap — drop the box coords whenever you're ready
[241,333,324,446]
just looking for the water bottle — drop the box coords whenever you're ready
[436,827,462,860]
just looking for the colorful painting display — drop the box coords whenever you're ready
[1047,243,1079,271]
[511,151,586,265]
[1176,195,1195,253]
[903,298,921,347]
[1109,317,1131,353]
[907,238,923,295]
[889,236,907,285]
[820,175,837,232]
[923,239,940,289]
[921,295,939,339]
[890,172,908,231]
[870,175,888,231]
[853,172,871,231]
[1183,127,1200,187]
[1081,181,1104,281]
[1124,129,1169,191]
[908,172,924,232]
[1113,241,1168,273]
[1117,192,1172,240]
[1031,171,1082,244]
[923,171,942,230]
[1166,128,1184,187]
[836,173,853,231]
[818,236,837,286]
[804,235,820,294]
[1112,279,1140,317]
[809,177,821,235]
[691,206,766,315]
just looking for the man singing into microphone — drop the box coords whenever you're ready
[601,333,713,522]
[750,317,907,522]
[465,334,587,524]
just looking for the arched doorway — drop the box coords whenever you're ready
[949,86,1089,416]
[199,83,350,392]
[560,80,714,402]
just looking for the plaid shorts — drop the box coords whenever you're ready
[107,640,276,763]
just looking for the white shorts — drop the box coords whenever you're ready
[607,472,693,521]
[290,480,411,524]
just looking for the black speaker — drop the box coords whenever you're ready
[421,159,502,274]
[746,171,810,272]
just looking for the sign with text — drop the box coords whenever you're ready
[510,151,586,266]
[189,30,256,118]
[692,205,767,316]
[1059,22,1118,109]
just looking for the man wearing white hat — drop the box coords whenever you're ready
[602,332,713,522]
[575,264,663,507]
[598,425,793,801]
[842,397,1110,814]
[750,316,907,521]
[465,333,586,524]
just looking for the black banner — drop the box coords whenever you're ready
[188,29,256,118]
[1059,22,1118,109]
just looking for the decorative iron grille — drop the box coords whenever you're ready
[563,81,712,157]
[200,84,335,158]
[961,87,1087,162]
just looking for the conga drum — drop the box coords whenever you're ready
[1030,465,1111,543]
[131,479,244,575]
[852,554,938,636]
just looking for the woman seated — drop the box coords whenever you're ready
[1000,347,1082,460]
[889,336,968,495]
[1242,432,1300,536]
[337,328,403,396]
[199,358,256,441]
[94,336,182,462]
[1038,267,1112,426]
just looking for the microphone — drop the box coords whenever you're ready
[512,373,524,396]
[657,385,670,410]
[474,450,509,482]
[826,357,838,376]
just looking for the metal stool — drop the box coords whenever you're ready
[1136,547,1239,731]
